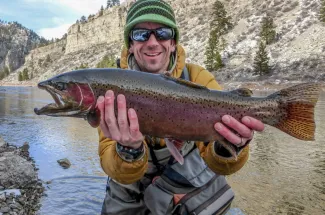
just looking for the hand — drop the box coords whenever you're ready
[214,115,264,147]
[97,90,144,149]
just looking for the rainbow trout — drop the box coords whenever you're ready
[34,68,321,159]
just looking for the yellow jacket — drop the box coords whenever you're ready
[98,45,249,184]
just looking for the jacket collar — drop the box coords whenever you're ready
[120,44,186,78]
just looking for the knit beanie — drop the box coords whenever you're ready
[124,0,179,48]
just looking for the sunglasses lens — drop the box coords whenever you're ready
[130,28,174,41]
[156,28,174,40]
[131,29,150,41]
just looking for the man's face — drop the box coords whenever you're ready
[129,22,176,74]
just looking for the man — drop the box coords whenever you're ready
[97,0,264,214]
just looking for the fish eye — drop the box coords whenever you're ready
[56,82,67,91]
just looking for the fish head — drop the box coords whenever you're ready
[34,74,99,127]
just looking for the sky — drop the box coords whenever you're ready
[0,0,125,40]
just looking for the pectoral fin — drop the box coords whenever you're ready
[165,138,184,165]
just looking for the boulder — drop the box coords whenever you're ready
[57,158,71,169]
[0,152,37,188]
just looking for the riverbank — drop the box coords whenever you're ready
[0,137,44,215]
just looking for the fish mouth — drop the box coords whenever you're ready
[34,82,79,116]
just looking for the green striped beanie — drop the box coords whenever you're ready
[124,0,179,48]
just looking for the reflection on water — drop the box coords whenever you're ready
[39,176,107,215]
[227,90,325,215]
[0,86,324,215]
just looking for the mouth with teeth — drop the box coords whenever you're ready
[144,52,161,57]
[34,81,96,118]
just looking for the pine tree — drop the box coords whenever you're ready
[106,0,113,8]
[260,15,276,45]
[80,16,87,23]
[18,72,23,81]
[204,0,231,71]
[320,0,325,23]
[96,55,117,68]
[112,0,120,6]
[253,41,270,76]
[22,68,29,80]
[3,66,9,76]
[204,30,224,71]
[99,5,104,16]
[210,0,233,35]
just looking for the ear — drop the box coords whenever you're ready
[170,40,176,52]
[129,42,134,54]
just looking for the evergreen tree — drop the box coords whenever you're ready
[80,16,87,23]
[320,0,325,23]
[99,5,104,16]
[18,72,23,81]
[112,0,120,6]
[204,0,231,71]
[210,0,233,35]
[253,41,270,76]
[45,54,51,63]
[106,0,113,8]
[96,55,117,68]
[22,68,29,80]
[4,66,9,76]
[260,15,276,45]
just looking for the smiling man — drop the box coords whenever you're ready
[96,0,264,214]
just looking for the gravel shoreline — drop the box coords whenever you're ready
[0,137,45,215]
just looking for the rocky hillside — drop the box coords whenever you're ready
[0,0,324,86]
[0,20,47,77]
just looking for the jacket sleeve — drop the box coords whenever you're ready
[188,64,250,175]
[98,127,149,184]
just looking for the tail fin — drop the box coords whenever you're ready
[270,83,321,141]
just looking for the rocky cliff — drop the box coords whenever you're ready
[0,21,45,76]
[0,0,324,86]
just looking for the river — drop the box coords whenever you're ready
[0,86,324,215]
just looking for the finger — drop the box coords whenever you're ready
[117,94,131,142]
[221,115,252,138]
[104,90,120,141]
[242,116,265,132]
[97,96,111,138]
[215,122,241,145]
[128,108,142,140]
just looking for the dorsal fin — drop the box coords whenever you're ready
[161,74,208,90]
[229,88,253,97]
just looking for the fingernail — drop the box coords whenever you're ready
[97,96,104,103]
[223,115,230,124]
[117,94,124,102]
[242,117,250,124]
[106,90,113,97]
[215,123,222,131]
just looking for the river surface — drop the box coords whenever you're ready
[0,86,324,215]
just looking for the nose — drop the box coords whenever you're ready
[146,33,159,46]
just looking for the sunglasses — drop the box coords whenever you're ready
[130,27,175,42]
